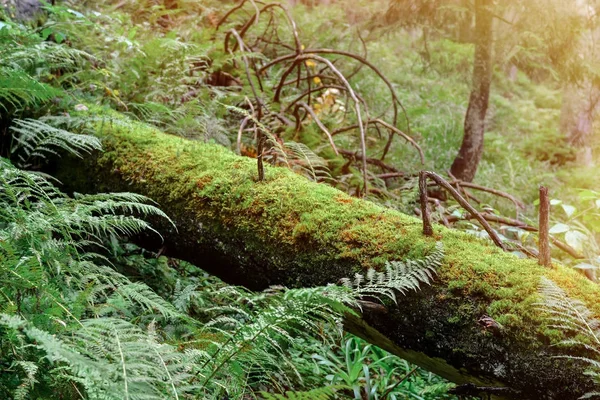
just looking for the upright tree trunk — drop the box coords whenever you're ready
[560,83,600,167]
[450,0,493,182]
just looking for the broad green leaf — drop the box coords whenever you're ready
[549,223,570,234]
[550,199,562,206]
[565,230,587,252]
[562,204,576,217]
[574,263,598,271]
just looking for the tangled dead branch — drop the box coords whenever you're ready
[215,0,419,195]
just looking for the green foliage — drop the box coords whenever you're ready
[10,117,102,167]
[261,386,341,399]
[311,335,458,400]
[538,277,600,398]
[544,191,600,271]
[5,0,600,397]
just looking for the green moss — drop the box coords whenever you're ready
[74,106,600,344]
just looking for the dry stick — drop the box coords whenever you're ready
[230,0,260,53]
[449,180,525,211]
[296,101,339,155]
[254,10,276,53]
[445,212,584,260]
[274,54,369,194]
[332,119,424,165]
[230,30,266,181]
[378,172,411,179]
[346,29,368,81]
[215,0,252,30]
[260,48,409,130]
[230,30,264,110]
[419,171,434,236]
[421,171,506,250]
[550,237,584,259]
[257,134,265,181]
[370,118,424,165]
[339,149,400,173]
[382,367,419,400]
[244,3,302,54]
[538,186,551,267]
[257,36,295,52]
[236,115,251,154]
[447,213,536,232]
[446,169,472,205]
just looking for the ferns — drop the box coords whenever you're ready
[10,118,102,167]
[0,17,92,116]
[0,68,61,111]
[340,242,443,304]
[538,277,600,398]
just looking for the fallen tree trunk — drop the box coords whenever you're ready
[51,108,600,399]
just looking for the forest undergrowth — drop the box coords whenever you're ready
[1,0,600,398]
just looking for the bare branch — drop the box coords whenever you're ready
[296,101,339,155]
[538,186,551,267]
[421,171,506,250]
[419,171,433,236]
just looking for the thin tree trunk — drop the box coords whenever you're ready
[450,0,493,182]
[560,83,600,167]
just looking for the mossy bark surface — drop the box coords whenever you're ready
[52,108,600,399]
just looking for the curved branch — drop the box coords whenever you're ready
[445,213,585,260]
[296,101,339,156]
[449,180,525,210]
[370,118,424,165]
[260,48,410,131]
[332,119,424,165]
[420,171,506,250]
[274,54,368,193]
[237,115,251,154]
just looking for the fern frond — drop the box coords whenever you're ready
[114,282,185,321]
[10,118,102,166]
[538,277,600,347]
[538,277,600,398]
[284,141,332,182]
[340,242,443,304]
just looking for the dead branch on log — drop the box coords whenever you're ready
[419,171,433,236]
[296,101,338,155]
[445,212,584,260]
[419,171,506,250]
[538,186,551,267]
[449,180,526,211]
[215,1,424,196]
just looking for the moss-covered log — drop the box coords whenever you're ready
[52,108,600,399]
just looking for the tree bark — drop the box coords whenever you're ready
[450,0,493,182]
[50,108,600,399]
[560,83,600,166]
